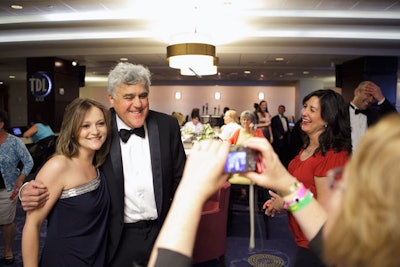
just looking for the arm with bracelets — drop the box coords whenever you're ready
[243,137,328,241]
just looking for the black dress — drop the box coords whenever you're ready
[40,169,110,266]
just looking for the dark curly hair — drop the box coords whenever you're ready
[302,89,352,156]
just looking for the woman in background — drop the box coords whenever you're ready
[182,108,203,135]
[0,110,33,265]
[218,109,241,141]
[23,115,55,173]
[256,100,273,143]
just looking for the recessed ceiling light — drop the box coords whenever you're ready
[119,57,128,61]
[303,71,310,74]
[9,75,16,79]
[10,4,23,10]
[244,70,251,74]
[275,57,285,62]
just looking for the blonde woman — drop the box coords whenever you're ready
[218,109,241,140]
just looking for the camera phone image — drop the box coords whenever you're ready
[224,146,258,173]
[224,150,247,173]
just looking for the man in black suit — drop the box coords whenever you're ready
[19,63,186,266]
[271,105,290,167]
[349,81,397,151]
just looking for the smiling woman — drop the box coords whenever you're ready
[21,98,112,267]
[262,89,352,267]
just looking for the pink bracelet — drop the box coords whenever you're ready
[283,182,308,210]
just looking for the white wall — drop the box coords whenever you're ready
[151,85,297,120]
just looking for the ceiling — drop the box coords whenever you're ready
[0,0,400,86]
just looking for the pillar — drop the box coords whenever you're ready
[27,57,80,132]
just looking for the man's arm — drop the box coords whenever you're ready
[19,180,49,211]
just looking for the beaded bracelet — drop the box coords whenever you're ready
[287,189,313,213]
[283,182,307,210]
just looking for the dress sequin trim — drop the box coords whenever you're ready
[60,169,100,199]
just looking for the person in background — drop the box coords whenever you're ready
[0,110,33,265]
[22,98,111,267]
[182,108,203,135]
[218,109,241,141]
[171,112,185,127]
[218,106,230,127]
[349,80,397,151]
[20,62,186,267]
[271,105,290,168]
[253,103,260,123]
[228,110,264,145]
[256,100,273,143]
[264,89,352,267]
[22,115,55,173]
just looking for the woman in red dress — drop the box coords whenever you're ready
[264,89,352,267]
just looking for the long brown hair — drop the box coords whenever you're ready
[56,98,111,167]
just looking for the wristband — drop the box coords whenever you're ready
[283,182,307,209]
[279,179,302,197]
[287,190,313,213]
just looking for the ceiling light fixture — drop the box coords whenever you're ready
[10,4,23,10]
[167,43,217,76]
[72,60,78,66]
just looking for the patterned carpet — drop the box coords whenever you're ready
[1,197,296,267]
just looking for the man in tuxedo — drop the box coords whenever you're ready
[271,105,290,167]
[349,81,397,151]
[19,63,186,266]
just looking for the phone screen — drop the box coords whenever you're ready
[224,151,247,173]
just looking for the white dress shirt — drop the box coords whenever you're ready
[218,122,241,140]
[116,116,158,223]
[349,103,367,152]
[280,115,288,133]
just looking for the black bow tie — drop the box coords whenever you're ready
[119,127,145,142]
[350,105,367,115]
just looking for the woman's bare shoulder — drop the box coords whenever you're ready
[35,155,71,184]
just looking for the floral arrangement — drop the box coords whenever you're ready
[199,123,216,140]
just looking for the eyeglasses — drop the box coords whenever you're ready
[326,167,345,191]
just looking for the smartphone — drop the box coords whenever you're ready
[223,146,264,173]
[288,122,295,127]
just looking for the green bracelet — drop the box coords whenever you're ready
[287,189,313,213]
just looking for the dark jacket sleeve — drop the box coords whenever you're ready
[153,248,192,267]
[308,227,324,261]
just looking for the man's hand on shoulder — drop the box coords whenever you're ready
[19,180,49,211]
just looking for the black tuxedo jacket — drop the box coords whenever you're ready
[271,114,289,146]
[351,98,397,127]
[366,98,397,126]
[101,108,186,263]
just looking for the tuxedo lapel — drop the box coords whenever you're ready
[106,110,125,214]
[146,111,163,216]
